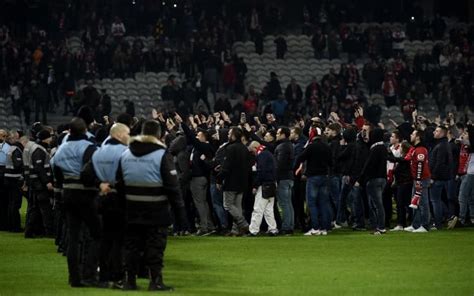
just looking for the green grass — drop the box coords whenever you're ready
[0,200,473,296]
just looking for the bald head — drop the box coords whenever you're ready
[110,123,130,145]
[248,141,260,154]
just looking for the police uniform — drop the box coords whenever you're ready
[23,140,54,237]
[0,140,11,230]
[85,137,127,282]
[116,135,181,291]
[51,134,98,286]
[4,142,24,232]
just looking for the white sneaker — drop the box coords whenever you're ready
[404,226,415,232]
[413,226,428,233]
[333,223,342,229]
[304,228,320,236]
[317,230,328,236]
[409,204,418,209]
[391,225,404,231]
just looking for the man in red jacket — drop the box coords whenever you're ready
[404,129,431,233]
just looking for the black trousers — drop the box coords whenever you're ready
[99,192,126,282]
[63,189,101,284]
[395,183,413,227]
[0,179,9,230]
[25,189,54,237]
[124,224,168,281]
[292,176,307,230]
[6,182,23,231]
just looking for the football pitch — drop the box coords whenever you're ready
[0,204,473,295]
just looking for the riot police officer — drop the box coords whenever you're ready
[4,130,24,232]
[81,123,130,284]
[116,120,181,291]
[0,129,11,230]
[21,129,54,237]
[51,117,101,288]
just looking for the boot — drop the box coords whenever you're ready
[148,275,174,291]
[122,272,137,290]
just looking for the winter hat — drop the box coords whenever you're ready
[36,129,52,141]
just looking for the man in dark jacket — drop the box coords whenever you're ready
[168,133,193,234]
[429,126,454,229]
[217,127,251,235]
[325,123,343,225]
[335,127,357,228]
[356,128,388,235]
[176,114,215,235]
[290,126,308,230]
[295,128,332,235]
[274,127,295,235]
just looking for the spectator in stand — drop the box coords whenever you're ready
[312,27,326,59]
[285,78,303,113]
[222,58,236,97]
[392,27,406,56]
[111,16,126,43]
[267,72,282,101]
[161,75,181,111]
[382,72,398,107]
[274,35,287,59]
[400,92,416,122]
[243,85,259,116]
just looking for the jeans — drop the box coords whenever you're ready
[210,182,228,229]
[336,177,351,224]
[328,176,342,222]
[306,176,331,231]
[458,174,474,224]
[412,180,431,229]
[277,180,294,231]
[430,180,449,228]
[366,178,387,230]
[351,185,365,228]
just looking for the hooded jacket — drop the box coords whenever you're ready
[358,128,388,184]
[116,135,183,225]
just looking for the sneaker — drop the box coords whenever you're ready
[377,229,387,234]
[391,225,404,231]
[404,226,415,232]
[447,216,458,230]
[267,231,278,237]
[317,230,328,236]
[430,226,439,231]
[280,230,294,236]
[333,223,342,229]
[409,204,418,209]
[413,226,428,233]
[372,230,382,235]
[200,230,217,237]
[304,228,320,236]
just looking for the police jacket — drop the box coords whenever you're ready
[4,142,24,185]
[23,141,52,190]
[116,135,182,226]
[51,134,96,191]
[274,139,294,181]
[0,141,11,178]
